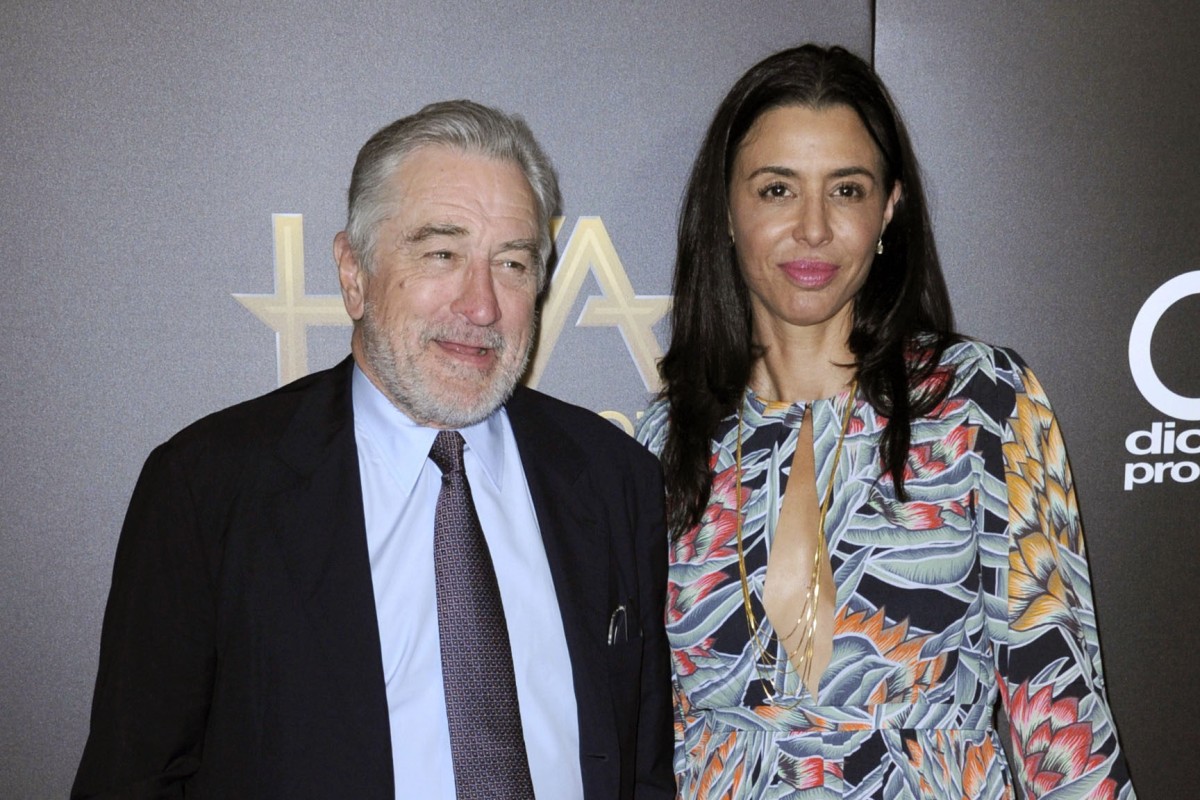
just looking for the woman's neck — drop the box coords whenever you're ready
[749,311,857,403]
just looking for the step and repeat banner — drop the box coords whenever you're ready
[2,1,1193,796]
[0,3,870,796]
[877,4,1198,799]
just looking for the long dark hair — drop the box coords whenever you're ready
[658,44,956,535]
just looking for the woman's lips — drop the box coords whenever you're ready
[779,259,838,288]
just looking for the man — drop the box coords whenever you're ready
[73,100,674,799]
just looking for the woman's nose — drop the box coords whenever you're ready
[792,198,832,247]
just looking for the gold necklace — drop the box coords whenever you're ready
[734,380,857,702]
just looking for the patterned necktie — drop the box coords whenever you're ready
[428,430,535,799]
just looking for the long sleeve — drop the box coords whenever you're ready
[997,358,1135,799]
[72,444,216,799]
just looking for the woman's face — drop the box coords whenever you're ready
[728,103,899,341]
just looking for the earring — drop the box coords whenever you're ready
[875,236,884,255]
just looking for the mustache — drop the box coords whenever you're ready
[420,323,507,352]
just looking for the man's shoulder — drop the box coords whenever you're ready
[159,359,351,460]
[507,385,656,467]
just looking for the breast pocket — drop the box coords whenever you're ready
[606,600,645,700]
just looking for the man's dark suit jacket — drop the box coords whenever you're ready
[72,358,675,799]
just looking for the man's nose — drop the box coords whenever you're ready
[451,258,501,327]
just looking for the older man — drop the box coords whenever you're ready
[73,101,674,799]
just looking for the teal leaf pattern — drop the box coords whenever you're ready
[637,342,1134,799]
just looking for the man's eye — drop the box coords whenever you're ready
[422,250,457,265]
[500,260,528,272]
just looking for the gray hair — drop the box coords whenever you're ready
[344,99,562,289]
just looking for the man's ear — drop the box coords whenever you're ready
[334,231,367,321]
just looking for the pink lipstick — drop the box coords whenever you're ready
[779,259,838,288]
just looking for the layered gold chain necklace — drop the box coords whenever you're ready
[734,381,857,703]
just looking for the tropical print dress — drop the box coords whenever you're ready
[636,342,1135,800]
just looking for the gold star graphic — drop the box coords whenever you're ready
[233,214,350,385]
[529,217,671,391]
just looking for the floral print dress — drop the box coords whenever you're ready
[637,342,1135,800]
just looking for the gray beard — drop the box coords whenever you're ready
[359,304,532,428]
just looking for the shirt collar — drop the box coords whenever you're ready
[351,363,508,494]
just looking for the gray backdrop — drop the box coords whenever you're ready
[876,4,1199,799]
[1,2,1193,797]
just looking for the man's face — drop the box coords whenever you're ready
[335,145,541,428]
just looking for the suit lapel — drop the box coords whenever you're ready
[262,371,623,790]
[507,388,619,781]
[269,360,392,760]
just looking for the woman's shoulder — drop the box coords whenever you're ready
[634,397,671,457]
[935,338,1054,419]
[936,338,1032,387]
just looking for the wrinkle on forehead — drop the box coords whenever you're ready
[394,146,537,224]
[374,146,539,260]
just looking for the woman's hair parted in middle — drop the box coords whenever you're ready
[657,43,957,535]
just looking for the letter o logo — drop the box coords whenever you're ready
[1129,271,1200,420]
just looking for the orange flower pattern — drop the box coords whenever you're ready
[638,342,1134,799]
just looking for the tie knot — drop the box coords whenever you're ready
[429,430,466,475]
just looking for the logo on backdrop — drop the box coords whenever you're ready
[1124,270,1200,490]
[234,214,670,433]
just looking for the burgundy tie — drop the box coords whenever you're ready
[429,430,535,799]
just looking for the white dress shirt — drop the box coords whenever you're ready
[351,366,583,799]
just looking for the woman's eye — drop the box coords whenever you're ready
[758,182,791,199]
[832,183,865,199]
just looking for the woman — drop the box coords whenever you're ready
[638,45,1135,799]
